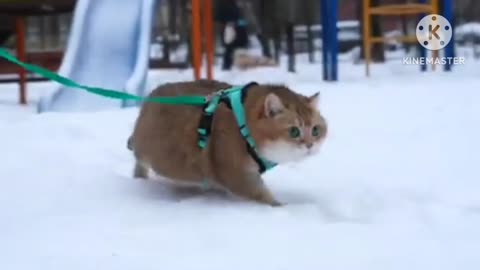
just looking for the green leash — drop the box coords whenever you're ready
[0,48,207,106]
[0,47,277,175]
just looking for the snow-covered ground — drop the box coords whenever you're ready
[1,53,480,270]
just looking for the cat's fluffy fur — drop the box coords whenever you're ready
[128,80,327,206]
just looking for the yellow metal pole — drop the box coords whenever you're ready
[363,0,372,77]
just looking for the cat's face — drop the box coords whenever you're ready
[255,92,327,164]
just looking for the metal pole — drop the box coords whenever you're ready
[329,0,338,81]
[203,0,214,79]
[15,16,27,105]
[191,0,202,80]
[320,0,329,80]
[363,0,372,77]
[443,0,454,71]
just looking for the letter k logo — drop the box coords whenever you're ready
[429,25,440,40]
[416,14,452,51]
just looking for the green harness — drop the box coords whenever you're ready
[197,82,277,174]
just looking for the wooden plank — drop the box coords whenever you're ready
[0,51,63,74]
[0,0,76,15]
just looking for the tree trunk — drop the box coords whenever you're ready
[269,0,281,62]
[258,0,272,58]
[285,0,296,72]
[163,0,177,62]
[307,24,314,63]
[304,0,315,63]
[286,22,295,72]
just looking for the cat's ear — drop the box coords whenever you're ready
[264,93,285,118]
[308,92,320,108]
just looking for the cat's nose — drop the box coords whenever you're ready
[306,142,313,149]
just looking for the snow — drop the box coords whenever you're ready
[455,22,480,36]
[1,52,480,269]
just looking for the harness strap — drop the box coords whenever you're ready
[225,85,277,173]
[197,83,277,174]
[197,94,221,148]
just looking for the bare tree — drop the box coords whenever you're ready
[458,0,480,22]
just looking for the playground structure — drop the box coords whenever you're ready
[0,0,456,109]
[188,0,338,81]
[0,0,75,106]
[192,0,215,80]
[363,0,455,76]
[37,0,156,112]
[190,0,214,80]
[320,0,338,81]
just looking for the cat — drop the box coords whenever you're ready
[127,80,327,206]
[233,49,277,70]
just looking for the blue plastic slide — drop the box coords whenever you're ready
[38,0,157,113]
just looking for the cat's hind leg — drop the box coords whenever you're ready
[128,136,150,179]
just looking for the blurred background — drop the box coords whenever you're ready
[1,0,479,76]
[1,2,480,267]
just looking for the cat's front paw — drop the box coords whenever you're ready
[270,200,284,207]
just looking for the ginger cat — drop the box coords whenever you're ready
[233,49,277,70]
[128,80,327,206]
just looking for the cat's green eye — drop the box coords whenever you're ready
[312,125,321,137]
[288,127,301,138]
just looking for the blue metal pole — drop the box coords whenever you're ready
[443,0,454,71]
[328,0,338,81]
[321,0,330,81]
